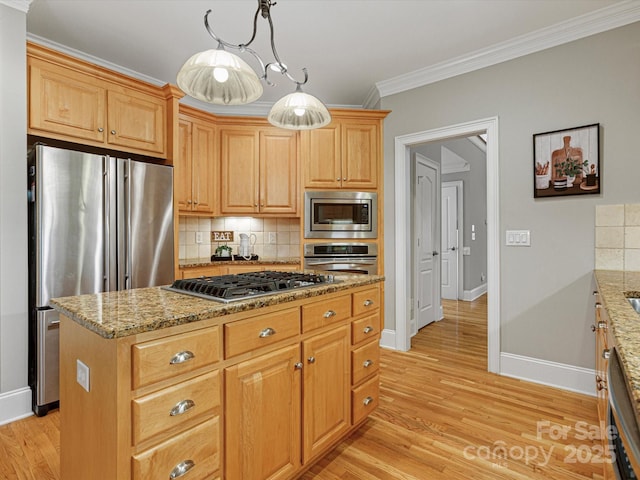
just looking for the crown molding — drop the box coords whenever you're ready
[376,0,640,99]
[0,0,32,13]
[362,86,381,110]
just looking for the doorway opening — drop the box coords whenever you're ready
[393,117,500,373]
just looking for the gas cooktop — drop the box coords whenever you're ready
[165,271,336,303]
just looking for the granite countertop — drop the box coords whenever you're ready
[50,274,384,340]
[594,270,640,408]
[179,257,300,268]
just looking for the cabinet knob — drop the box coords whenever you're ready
[170,350,195,365]
[597,381,608,391]
[595,303,602,309]
[363,326,374,334]
[193,200,199,205]
[591,324,597,332]
[323,310,337,318]
[187,200,192,205]
[259,327,276,338]
[363,299,374,307]
[363,396,374,406]
[336,178,341,181]
[307,356,316,364]
[593,291,598,296]
[602,349,611,360]
[343,178,346,181]
[363,359,374,368]
[170,460,195,479]
[110,130,116,135]
[294,362,303,370]
[98,127,104,133]
[169,399,196,416]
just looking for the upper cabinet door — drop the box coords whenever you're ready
[175,118,194,212]
[259,129,298,214]
[106,90,166,155]
[29,59,107,144]
[191,122,216,214]
[341,121,378,189]
[302,125,341,189]
[220,127,259,214]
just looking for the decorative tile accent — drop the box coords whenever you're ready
[595,204,640,271]
[178,216,302,262]
[596,204,625,226]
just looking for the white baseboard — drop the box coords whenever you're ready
[500,352,595,396]
[380,328,399,350]
[0,387,32,425]
[463,283,487,301]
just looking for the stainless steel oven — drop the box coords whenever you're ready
[303,243,378,275]
[304,191,377,239]
[607,346,640,479]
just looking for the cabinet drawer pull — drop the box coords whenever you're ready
[259,327,276,338]
[363,326,374,334]
[170,459,195,479]
[363,396,374,406]
[323,310,336,318]
[169,399,196,417]
[170,351,195,365]
[363,359,374,368]
[363,299,374,307]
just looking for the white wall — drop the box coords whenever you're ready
[382,22,640,370]
[0,1,31,423]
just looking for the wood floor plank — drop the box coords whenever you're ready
[0,295,607,479]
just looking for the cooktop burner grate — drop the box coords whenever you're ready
[165,271,334,303]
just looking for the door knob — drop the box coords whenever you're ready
[450,246,456,251]
[432,251,439,256]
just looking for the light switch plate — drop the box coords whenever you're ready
[506,230,531,246]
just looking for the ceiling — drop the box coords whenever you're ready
[24,0,636,115]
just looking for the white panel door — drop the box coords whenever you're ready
[441,184,459,300]
[415,162,437,330]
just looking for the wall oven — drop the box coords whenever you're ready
[303,243,378,275]
[304,191,377,239]
[607,346,640,479]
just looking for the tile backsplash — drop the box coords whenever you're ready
[179,216,300,261]
[595,204,640,271]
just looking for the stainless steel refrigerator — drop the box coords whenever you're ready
[28,144,174,416]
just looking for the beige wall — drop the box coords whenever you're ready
[381,22,640,369]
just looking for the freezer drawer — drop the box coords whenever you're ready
[36,309,60,408]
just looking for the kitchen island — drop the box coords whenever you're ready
[51,273,384,480]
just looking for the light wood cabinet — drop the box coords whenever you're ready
[302,326,350,462]
[220,126,298,215]
[302,113,387,190]
[225,345,302,480]
[177,110,216,214]
[60,283,382,480]
[28,48,167,158]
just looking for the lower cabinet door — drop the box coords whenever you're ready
[225,345,302,480]
[131,417,219,480]
[302,326,351,463]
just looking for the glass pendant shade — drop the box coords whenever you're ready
[268,88,331,130]
[177,48,263,105]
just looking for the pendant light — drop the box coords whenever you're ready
[177,1,331,130]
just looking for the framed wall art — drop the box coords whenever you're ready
[533,123,600,198]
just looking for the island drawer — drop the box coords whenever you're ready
[351,312,380,345]
[301,294,351,333]
[351,375,379,425]
[132,417,219,480]
[132,370,220,444]
[224,307,300,358]
[352,287,380,317]
[132,326,220,389]
[351,340,380,385]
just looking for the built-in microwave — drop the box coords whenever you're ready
[304,191,377,239]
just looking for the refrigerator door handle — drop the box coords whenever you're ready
[103,157,110,291]
[125,159,132,289]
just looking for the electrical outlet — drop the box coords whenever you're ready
[195,232,203,244]
[76,359,90,392]
[268,232,277,244]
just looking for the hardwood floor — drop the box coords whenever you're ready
[0,295,606,479]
